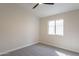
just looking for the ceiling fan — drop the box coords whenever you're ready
[32,3,54,9]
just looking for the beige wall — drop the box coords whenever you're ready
[40,10,79,53]
[0,4,39,54]
[0,4,79,54]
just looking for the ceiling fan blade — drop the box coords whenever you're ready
[43,3,54,5]
[32,3,39,9]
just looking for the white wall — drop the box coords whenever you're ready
[0,4,39,54]
[40,10,79,53]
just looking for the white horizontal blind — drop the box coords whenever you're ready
[48,21,55,35]
[48,19,64,36]
[56,20,64,36]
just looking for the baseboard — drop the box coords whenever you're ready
[0,41,39,55]
[40,41,79,54]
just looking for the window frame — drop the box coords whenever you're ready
[48,19,64,36]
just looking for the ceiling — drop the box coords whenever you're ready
[0,3,79,18]
[18,3,79,18]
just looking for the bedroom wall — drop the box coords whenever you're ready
[0,4,39,54]
[40,10,79,53]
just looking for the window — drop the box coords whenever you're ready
[48,21,55,35]
[56,20,64,36]
[48,19,64,36]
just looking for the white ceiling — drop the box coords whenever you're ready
[18,3,79,18]
[1,3,79,18]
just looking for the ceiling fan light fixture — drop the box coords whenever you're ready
[32,3,55,9]
[39,3,42,4]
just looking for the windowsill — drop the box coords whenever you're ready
[48,34,64,37]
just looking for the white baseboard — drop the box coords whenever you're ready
[0,41,39,55]
[40,41,79,53]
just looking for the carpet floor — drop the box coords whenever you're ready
[1,43,79,56]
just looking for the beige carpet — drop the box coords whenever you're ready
[1,43,79,56]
